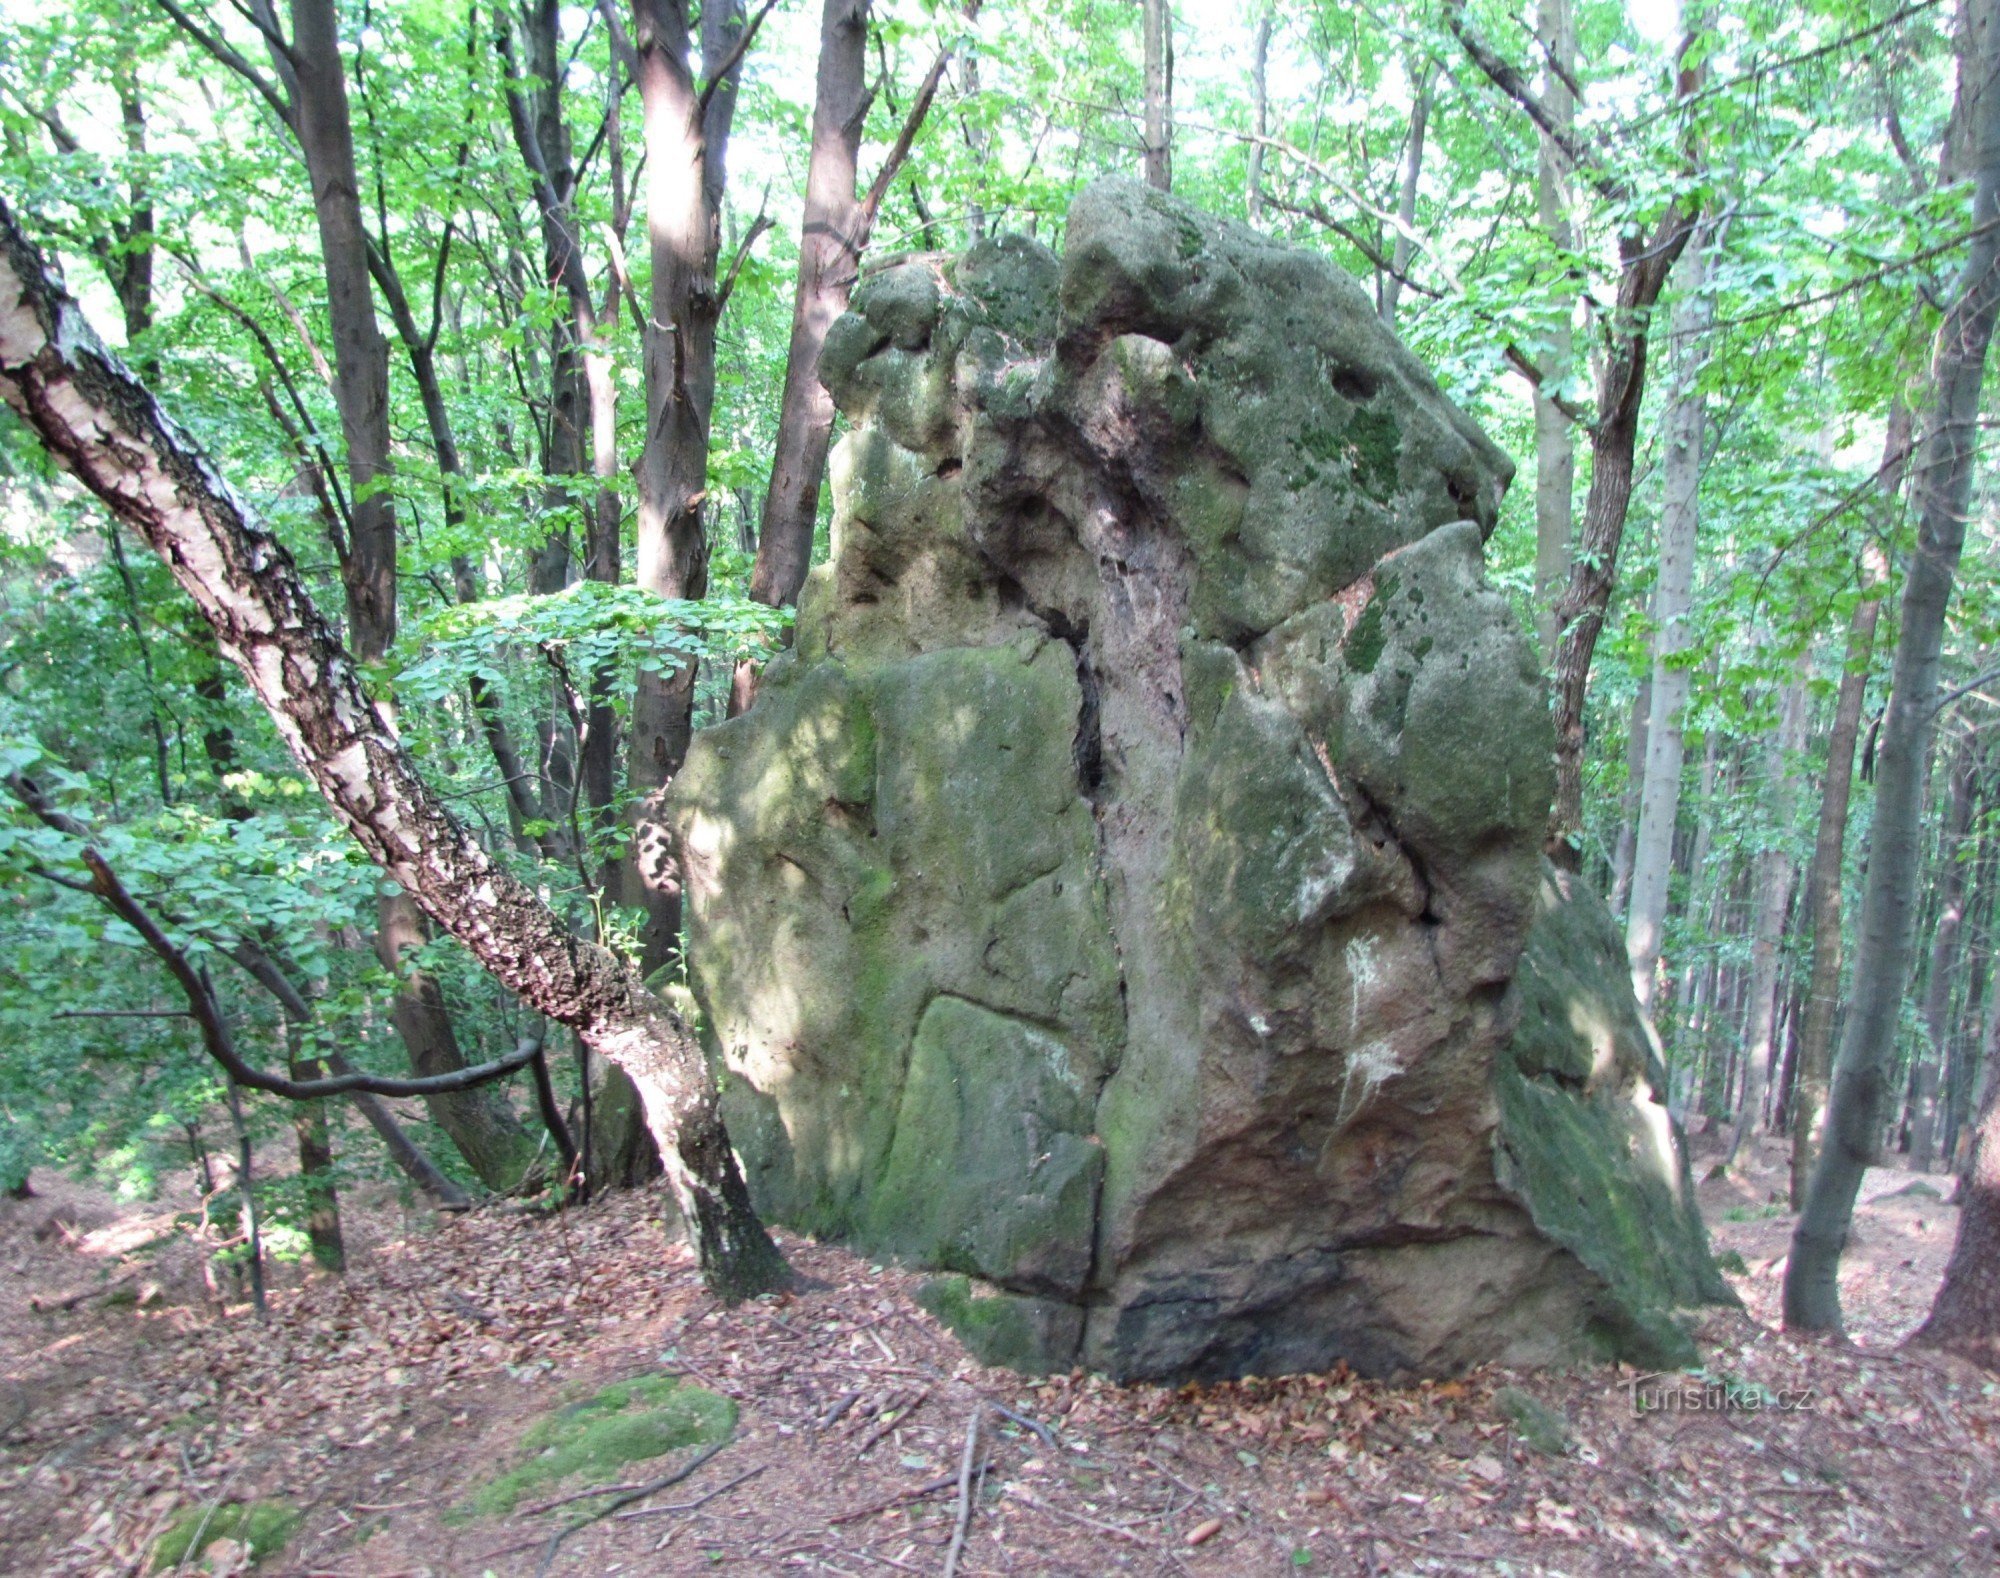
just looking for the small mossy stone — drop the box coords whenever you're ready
[150,1500,300,1570]
[1494,1387,1569,1456]
[454,1375,734,1521]
[916,1274,1084,1373]
[1715,1249,1750,1275]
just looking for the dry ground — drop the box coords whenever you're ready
[2,1131,1996,1577]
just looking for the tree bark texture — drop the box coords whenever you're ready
[1788,0,2000,1334]
[0,205,788,1299]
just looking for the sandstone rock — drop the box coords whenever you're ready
[671,179,1726,1379]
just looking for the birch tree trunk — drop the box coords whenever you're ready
[1627,239,1710,1014]
[0,204,789,1300]
[1788,0,2000,1333]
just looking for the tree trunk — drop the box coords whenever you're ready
[1727,669,1808,1165]
[1914,732,1982,1169]
[1608,668,1651,916]
[749,0,872,617]
[1791,533,1892,1206]
[625,0,748,980]
[0,206,788,1299]
[1379,67,1432,327]
[1246,9,1272,223]
[288,1058,345,1272]
[288,0,536,1188]
[1626,238,1710,1013]
[1787,0,2000,1334]
[1913,1053,2000,1366]
[1142,0,1172,191]
[1531,0,1576,656]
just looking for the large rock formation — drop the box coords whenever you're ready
[670,181,1727,1379]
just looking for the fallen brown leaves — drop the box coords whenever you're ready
[0,1137,1995,1576]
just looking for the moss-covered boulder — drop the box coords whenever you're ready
[671,179,1726,1380]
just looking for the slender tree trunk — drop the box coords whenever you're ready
[1532,0,1576,656]
[1142,0,1172,191]
[1792,533,1893,1206]
[0,208,789,1298]
[1608,669,1652,915]
[1788,0,2000,1333]
[1379,67,1432,327]
[1246,8,1272,223]
[1727,669,1808,1164]
[1914,732,1982,1169]
[1627,238,1710,1012]
[740,6,952,725]
[288,1055,345,1272]
[751,0,872,617]
[625,0,747,979]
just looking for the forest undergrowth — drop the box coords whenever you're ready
[2,1131,1995,1577]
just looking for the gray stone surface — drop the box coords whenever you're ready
[670,180,1726,1380]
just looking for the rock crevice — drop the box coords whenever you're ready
[671,182,1726,1379]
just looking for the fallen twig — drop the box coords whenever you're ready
[827,1472,958,1525]
[854,1386,929,1457]
[531,1438,728,1576]
[613,1462,767,1520]
[941,1407,984,1578]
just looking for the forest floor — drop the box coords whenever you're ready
[2,1130,1996,1577]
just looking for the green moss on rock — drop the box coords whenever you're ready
[916,1274,1084,1373]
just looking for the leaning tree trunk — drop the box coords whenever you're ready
[0,202,788,1300]
[289,0,536,1188]
[1626,237,1709,1012]
[1787,0,2000,1334]
[1791,532,1893,1206]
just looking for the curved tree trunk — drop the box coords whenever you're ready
[0,205,788,1300]
[1787,0,2000,1333]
